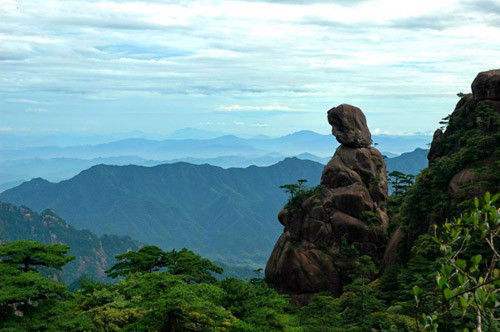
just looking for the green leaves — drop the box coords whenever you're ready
[443,288,453,300]
[455,259,466,270]
[279,179,319,211]
[471,254,482,266]
[106,246,222,283]
[388,171,415,196]
[0,240,72,320]
[431,193,499,329]
[0,240,74,272]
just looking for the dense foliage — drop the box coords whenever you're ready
[1,192,497,331]
[0,203,139,283]
[400,96,499,246]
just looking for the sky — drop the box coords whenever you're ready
[1,0,499,137]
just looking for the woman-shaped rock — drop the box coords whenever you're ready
[265,104,388,299]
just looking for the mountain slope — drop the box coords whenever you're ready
[0,158,324,265]
[0,149,429,193]
[384,148,428,175]
[0,202,139,283]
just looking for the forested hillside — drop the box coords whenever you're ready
[0,203,138,283]
[0,158,323,266]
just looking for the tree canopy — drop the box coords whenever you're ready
[106,246,223,283]
[0,240,74,272]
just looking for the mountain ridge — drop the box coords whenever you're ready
[0,158,324,265]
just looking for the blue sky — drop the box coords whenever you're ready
[1,0,499,137]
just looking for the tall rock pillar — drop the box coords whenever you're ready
[265,104,388,299]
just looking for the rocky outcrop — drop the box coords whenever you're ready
[266,104,388,298]
[427,69,499,196]
[471,69,500,101]
[385,69,500,263]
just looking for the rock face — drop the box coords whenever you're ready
[327,104,372,148]
[266,104,388,298]
[384,69,500,265]
[471,69,500,101]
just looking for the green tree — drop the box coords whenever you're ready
[0,264,67,315]
[107,246,223,283]
[167,248,223,283]
[280,179,319,210]
[106,245,169,277]
[0,240,74,272]
[0,240,72,321]
[388,171,415,196]
[430,192,499,331]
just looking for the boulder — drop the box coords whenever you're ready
[471,69,500,101]
[449,168,476,195]
[327,104,372,148]
[382,227,404,266]
[265,232,341,295]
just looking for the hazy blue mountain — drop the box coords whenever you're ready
[0,158,323,266]
[0,147,429,193]
[0,156,161,192]
[295,152,330,164]
[384,148,429,175]
[0,131,431,163]
[0,131,163,149]
[167,153,286,168]
[168,127,227,140]
[0,202,139,283]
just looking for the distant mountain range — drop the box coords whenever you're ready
[0,147,428,192]
[0,202,139,283]
[0,158,324,266]
[0,130,430,163]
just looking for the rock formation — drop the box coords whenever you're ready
[427,69,499,196]
[384,69,500,266]
[265,104,388,299]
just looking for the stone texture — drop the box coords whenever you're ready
[449,168,476,195]
[471,69,500,101]
[427,129,444,163]
[265,232,341,295]
[327,104,372,148]
[266,104,388,299]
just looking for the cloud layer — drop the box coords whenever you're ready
[1,0,499,136]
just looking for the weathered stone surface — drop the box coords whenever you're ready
[327,104,372,148]
[265,232,341,295]
[330,211,369,242]
[449,168,476,195]
[472,69,500,101]
[321,157,363,189]
[266,104,388,300]
[427,129,443,163]
[383,227,404,266]
[327,183,375,219]
[334,146,388,203]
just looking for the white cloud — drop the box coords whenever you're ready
[220,104,294,112]
[25,107,48,113]
[5,98,47,104]
[0,0,499,135]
